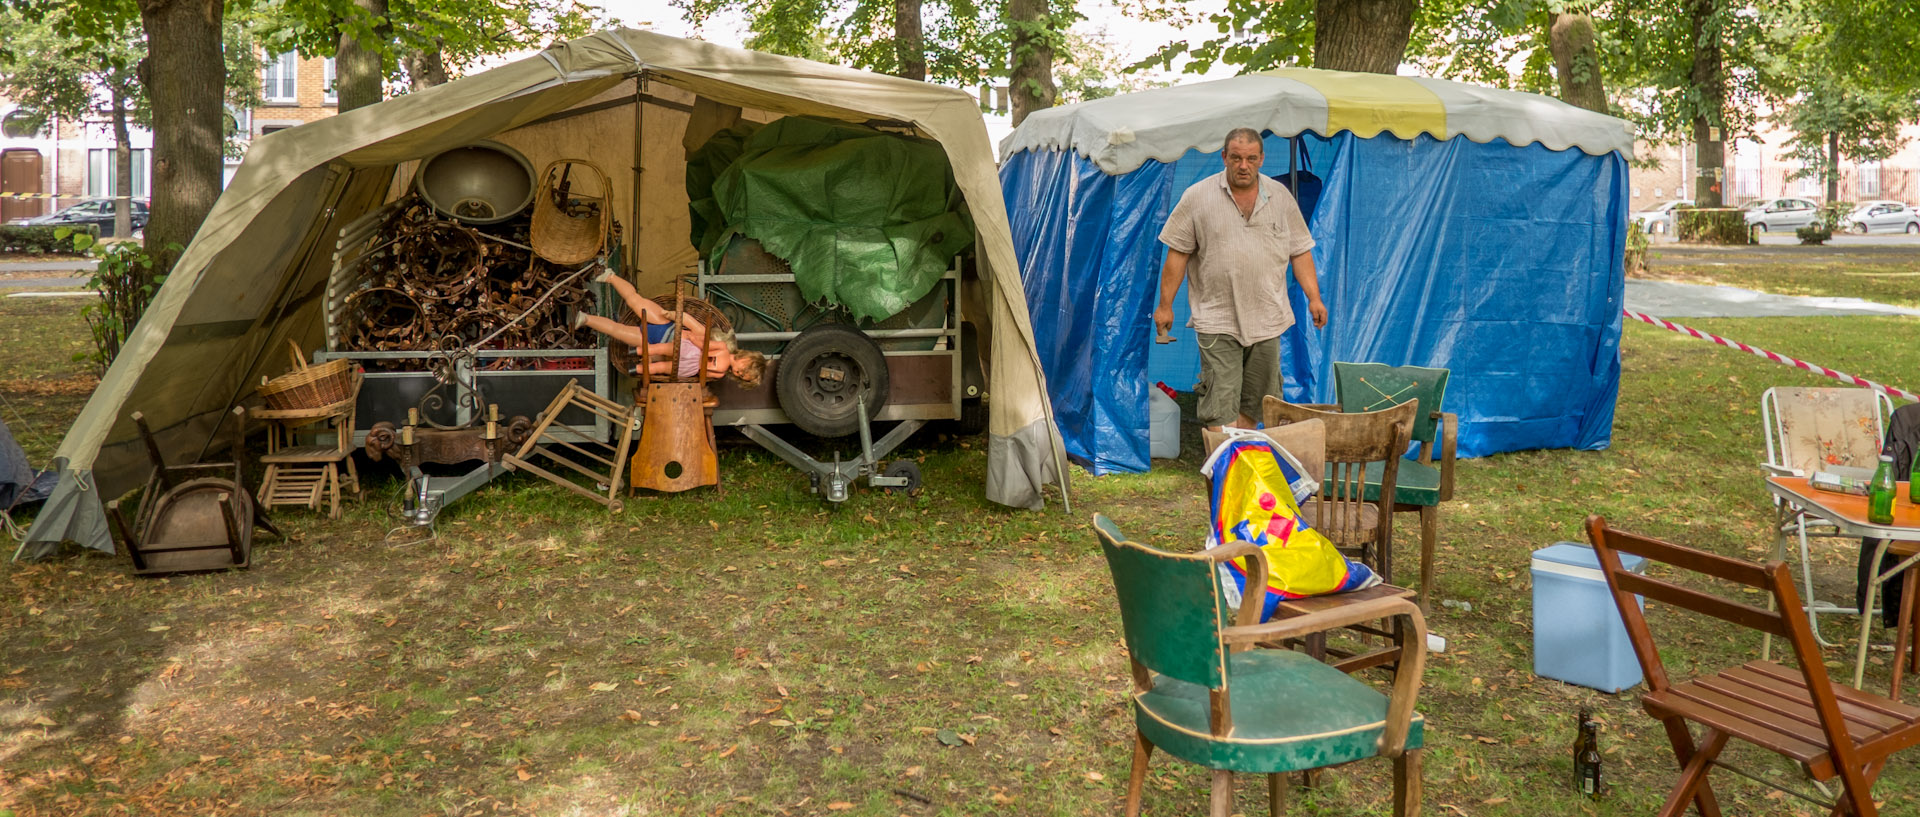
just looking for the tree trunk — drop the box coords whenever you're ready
[1687,0,1724,208]
[110,87,133,241]
[1008,0,1056,126]
[136,0,225,275]
[1548,13,1607,114]
[1313,0,1417,74]
[893,0,926,81]
[336,0,389,112]
[403,42,449,92]
[1827,131,1839,203]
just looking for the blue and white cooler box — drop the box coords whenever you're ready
[1532,542,1646,693]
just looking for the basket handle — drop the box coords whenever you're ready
[287,339,309,373]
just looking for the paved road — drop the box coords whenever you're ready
[0,259,96,273]
[1,277,89,290]
[1625,279,1920,319]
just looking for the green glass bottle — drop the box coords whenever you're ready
[1909,450,1920,504]
[1869,454,1897,525]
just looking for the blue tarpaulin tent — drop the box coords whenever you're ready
[1000,68,1636,474]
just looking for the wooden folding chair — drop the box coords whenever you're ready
[503,378,638,511]
[1586,516,1920,816]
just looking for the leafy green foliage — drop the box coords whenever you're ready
[676,0,1014,85]
[1126,0,1313,75]
[0,225,94,254]
[1675,208,1754,245]
[0,5,143,128]
[250,0,606,85]
[59,227,171,376]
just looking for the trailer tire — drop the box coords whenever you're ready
[776,324,890,438]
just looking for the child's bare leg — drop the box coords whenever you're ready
[580,314,648,347]
[599,274,671,323]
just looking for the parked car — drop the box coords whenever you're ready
[1632,199,1693,234]
[6,198,149,238]
[1740,197,1821,233]
[1844,200,1920,234]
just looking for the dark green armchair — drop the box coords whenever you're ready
[1093,514,1429,816]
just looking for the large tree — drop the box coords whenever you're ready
[676,0,1002,86]
[1128,0,1417,75]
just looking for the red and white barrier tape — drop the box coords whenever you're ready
[1623,309,1915,401]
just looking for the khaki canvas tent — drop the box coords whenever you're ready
[18,29,1068,560]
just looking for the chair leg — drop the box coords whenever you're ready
[327,464,342,520]
[1267,772,1288,817]
[1394,750,1422,817]
[1893,569,1918,701]
[1125,732,1153,817]
[1418,505,1438,611]
[345,453,361,496]
[1830,759,1884,817]
[1658,725,1727,817]
[1209,769,1233,817]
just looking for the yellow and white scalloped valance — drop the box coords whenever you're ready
[1000,67,1636,174]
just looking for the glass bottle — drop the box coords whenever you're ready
[1870,454,1897,525]
[1578,720,1604,798]
[1572,709,1596,795]
[1909,450,1920,504]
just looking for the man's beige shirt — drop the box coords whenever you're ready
[1159,171,1316,346]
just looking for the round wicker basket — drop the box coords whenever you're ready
[259,340,357,411]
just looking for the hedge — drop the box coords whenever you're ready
[1676,208,1754,245]
[0,224,97,254]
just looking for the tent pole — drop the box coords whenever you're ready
[630,73,644,279]
[1289,134,1298,193]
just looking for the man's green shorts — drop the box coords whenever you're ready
[1194,333,1282,428]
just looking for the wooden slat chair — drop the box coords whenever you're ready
[1331,363,1457,610]
[1094,514,1427,817]
[1586,516,1920,817]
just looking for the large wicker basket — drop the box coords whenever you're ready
[530,159,611,266]
[259,340,357,411]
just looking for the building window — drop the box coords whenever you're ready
[85,148,151,199]
[263,52,298,103]
[1654,186,1662,198]
[2,108,46,138]
[1794,165,1821,196]
[1859,161,1882,197]
[1633,186,1641,198]
[324,57,337,104]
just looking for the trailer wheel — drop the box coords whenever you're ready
[776,323,890,438]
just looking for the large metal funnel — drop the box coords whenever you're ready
[414,142,535,225]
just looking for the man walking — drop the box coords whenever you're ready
[1153,128,1326,431]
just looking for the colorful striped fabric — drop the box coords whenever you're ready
[1202,437,1380,621]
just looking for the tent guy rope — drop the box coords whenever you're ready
[1624,309,1915,401]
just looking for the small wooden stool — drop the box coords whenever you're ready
[250,377,361,520]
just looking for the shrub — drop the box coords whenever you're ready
[1624,220,1649,275]
[1676,208,1754,245]
[60,228,171,376]
[1797,223,1834,245]
[0,224,95,254]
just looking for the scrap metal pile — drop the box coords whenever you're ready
[332,198,611,369]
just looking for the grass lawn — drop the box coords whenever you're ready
[1640,243,1920,309]
[4,262,1920,816]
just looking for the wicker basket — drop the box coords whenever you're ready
[607,291,732,378]
[530,159,611,266]
[259,340,357,411]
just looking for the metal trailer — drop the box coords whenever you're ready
[694,237,983,501]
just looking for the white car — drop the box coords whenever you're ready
[1631,199,1693,234]
[1845,200,1920,234]
[1741,197,1821,233]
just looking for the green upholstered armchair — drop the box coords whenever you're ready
[1330,362,1458,610]
[1093,514,1429,817]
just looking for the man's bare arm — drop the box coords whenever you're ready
[1153,249,1190,334]
[1291,251,1327,328]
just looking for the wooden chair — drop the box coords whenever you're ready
[250,371,362,520]
[628,288,723,493]
[1331,363,1458,610]
[109,408,279,575]
[1094,514,1427,817]
[502,378,638,511]
[1585,516,1920,816]
[1262,397,1413,588]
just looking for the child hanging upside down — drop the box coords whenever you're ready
[574,271,768,387]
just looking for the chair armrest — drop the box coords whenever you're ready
[1221,596,1428,757]
[1435,412,1457,502]
[1203,542,1270,630]
[1297,404,1340,413]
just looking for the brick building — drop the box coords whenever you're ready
[1629,123,1920,211]
[0,50,339,220]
